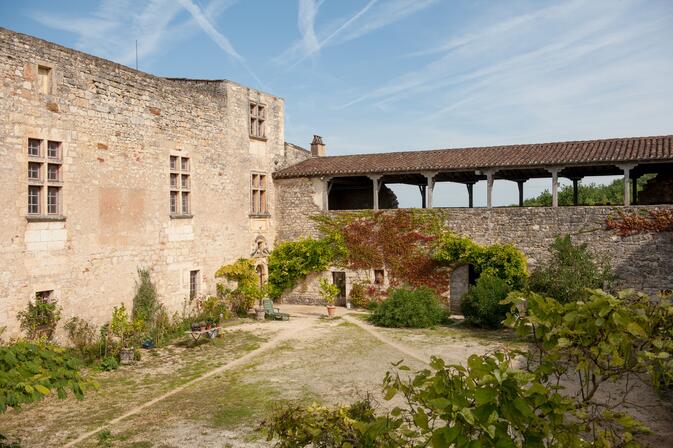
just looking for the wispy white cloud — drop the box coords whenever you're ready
[175,0,265,88]
[29,0,237,69]
[176,0,240,60]
[336,0,673,116]
[276,0,438,68]
[297,0,322,56]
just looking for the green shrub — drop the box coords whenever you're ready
[98,355,119,372]
[369,286,445,328]
[349,281,370,309]
[216,258,265,314]
[64,317,99,363]
[16,295,61,340]
[529,235,612,303]
[460,275,512,329]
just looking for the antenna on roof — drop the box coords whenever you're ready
[135,40,138,70]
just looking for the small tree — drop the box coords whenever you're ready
[529,235,612,303]
[319,278,339,306]
[132,268,159,324]
[216,258,265,315]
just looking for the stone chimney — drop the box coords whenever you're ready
[311,135,326,157]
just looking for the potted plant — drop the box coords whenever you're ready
[110,304,142,365]
[319,278,340,318]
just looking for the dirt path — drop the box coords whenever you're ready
[63,317,315,447]
[342,314,431,365]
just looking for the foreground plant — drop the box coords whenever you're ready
[0,342,94,412]
[264,289,673,447]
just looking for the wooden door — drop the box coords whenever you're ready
[332,271,347,306]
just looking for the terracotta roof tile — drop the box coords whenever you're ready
[274,135,673,179]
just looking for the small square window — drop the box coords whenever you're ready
[36,290,54,302]
[181,157,189,172]
[47,141,61,160]
[181,175,190,189]
[47,187,60,214]
[28,186,41,214]
[28,162,41,180]
[181,192,190,214]
[249,101,266,139]
[28,139,41,157]
[189,270,199,299]
[374,269,385,285]
[47,164,60,182]
[170,191,178,214]
[170,173,179,189]
[170,156,178,171]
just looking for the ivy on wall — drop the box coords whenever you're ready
[267,238,342,299]
[267,210,529,299]
[432,234,528,289]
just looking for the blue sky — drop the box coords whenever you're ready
[2,0,673,207]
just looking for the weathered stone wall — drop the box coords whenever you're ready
[0,28,302,336]
[282,267,390,306]
[275,177,673,302]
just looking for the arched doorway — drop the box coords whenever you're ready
[449,264,477,314]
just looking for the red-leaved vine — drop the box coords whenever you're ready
[606,209,673,237]
[318,211,449,296]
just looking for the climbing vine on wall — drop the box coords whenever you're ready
[315,210,450,295]
[432,233,528,289]
[267,210,529,300]
[606,208,673,237]
[267,238,343,299]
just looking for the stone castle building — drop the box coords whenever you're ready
[1,28,672,334]
[0,28,311,335]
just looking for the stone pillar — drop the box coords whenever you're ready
[466,183,474,208]
[486,171,495,208]
[423,172,437,209]
[516,180,525,207]
[369,175,381,210]
[321,177,332,211]
[618,164,637,206]
[546,167,560,208]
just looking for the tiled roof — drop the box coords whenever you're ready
[274,135,673,179]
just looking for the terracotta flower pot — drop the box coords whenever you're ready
[326,305,336,318]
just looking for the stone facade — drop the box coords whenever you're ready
[275,176,673,303]
[0,28,311,335]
